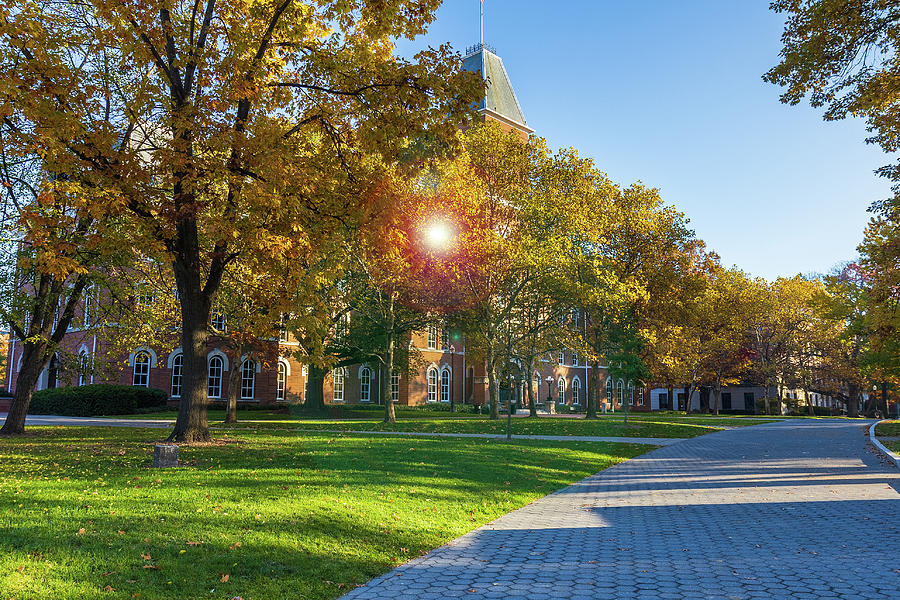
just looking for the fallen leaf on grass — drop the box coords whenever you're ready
[142,565,159,570]
[140,553,151,561]
[76,528,86,535]
[103,585,115,592]
[220,573,229,583]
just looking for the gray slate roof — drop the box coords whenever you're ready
[462,46,531,132]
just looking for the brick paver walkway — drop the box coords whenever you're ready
[342,419,900,600]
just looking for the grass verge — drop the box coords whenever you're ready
[0,426,649,600]
[875,420,900,437]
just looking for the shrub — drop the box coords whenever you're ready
[29,384,167,416]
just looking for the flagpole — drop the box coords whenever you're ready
[480,0,484,47]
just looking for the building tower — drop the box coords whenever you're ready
[462,42,534,141]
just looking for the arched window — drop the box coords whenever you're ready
[332,368,345,403]
[627,382,635,406]
[276,362,287,401]
[427,367,438,402]
[616,380,625,406]
[133,351,150,387]
[241,359,256,400]
[208,356,223,398]
[171,353,183,398]
[440,369,451,403]
[606,378,613,404]
[391,371,400,403]
[558,377,565,403]
[77,350,90,386]
[572,378,582,405]
[360,367,372,402]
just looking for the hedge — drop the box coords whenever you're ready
[29,384,168,416]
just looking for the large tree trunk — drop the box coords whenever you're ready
[699,387,710,414]
[526,357,537,417]
[487,356,499,420]
[863,392,877,417]
[224,349,241,424]
[304,364,327,415]
[764,383,772,415]
[382,332,396,424]
[169,292,212,443]
[777,382,784,416]
[586,360,599,419]
[847,382,860,418]
[683,385,691,414]
[882,381,890,418]
[0,343,45,436]
[806,387,815,416]
[666,384,674,413]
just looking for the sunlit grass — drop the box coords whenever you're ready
[875,420,900,437]
[0,426,649,600]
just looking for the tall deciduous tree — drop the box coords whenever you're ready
[1,0,479,441]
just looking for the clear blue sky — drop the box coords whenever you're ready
[394,0,893,281]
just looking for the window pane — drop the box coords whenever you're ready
[171,354,183,397]
[333,369,344,402]
[208,357,223,398]
[241,360,255,400]
[360,368,371,402]
[427,369,437,402]
[133,352,150,387]
[277,363,286,401]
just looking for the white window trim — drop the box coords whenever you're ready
[208,356,224,399]
[132,351,151,388]
[240,359,256,400]
[276,361,287,402]
[170,353,183,398]
[359,366,372,402]
[426,367,439,402]
[439,367,451,403]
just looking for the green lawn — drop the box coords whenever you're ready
[221,414,775,438]
[875,420,900,437]
[0,426,649,600]
[105,408,775,438]
[883,440,900,453]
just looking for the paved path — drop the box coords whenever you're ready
[342,419,900,600]
[0,413,174,428]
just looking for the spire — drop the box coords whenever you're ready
[462,43,534,137]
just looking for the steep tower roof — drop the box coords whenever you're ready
[462,43,534,137]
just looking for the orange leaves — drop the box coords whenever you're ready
[220,573,230,583]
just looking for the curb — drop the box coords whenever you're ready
[869,420,900,469]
